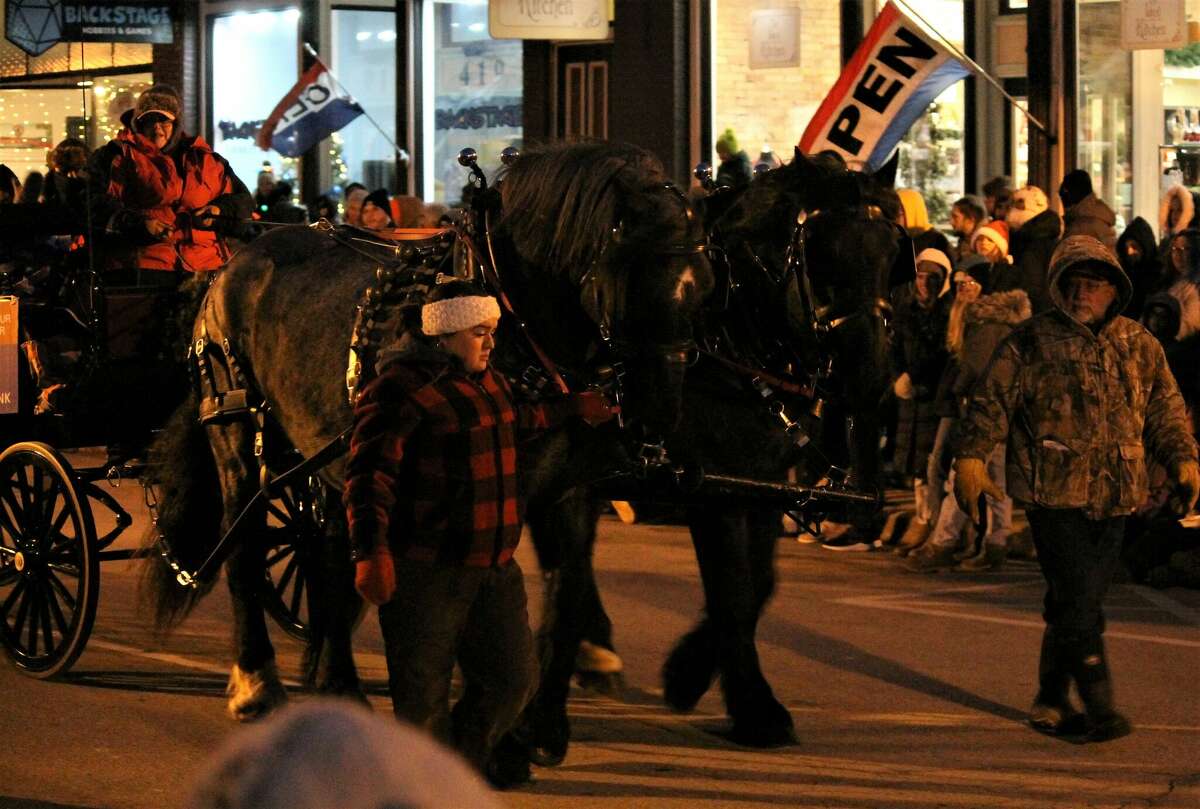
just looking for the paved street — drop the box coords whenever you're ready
[1,457,1199,808]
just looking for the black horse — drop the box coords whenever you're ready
[522,149,904,757]
[141,140,713,720]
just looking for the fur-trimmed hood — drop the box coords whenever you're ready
[965,288,1032,327]
[1160,184,1194,238]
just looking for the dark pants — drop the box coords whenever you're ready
[1027,508,1126,713]
[377,558,537,772]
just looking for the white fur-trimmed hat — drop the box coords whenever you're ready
[421,294,501,336]
[1006,185,1049,231]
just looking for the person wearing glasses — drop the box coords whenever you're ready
[105,84,252,284]
[1161,229,1200,342]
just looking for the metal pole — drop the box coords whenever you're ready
[302,42,409,166]
[892,0,1049,135]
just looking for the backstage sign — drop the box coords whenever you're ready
[5,0,173,55]
[63,2,173,44]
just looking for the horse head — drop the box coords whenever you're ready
[492,141,713,435]
[704,148,907,487]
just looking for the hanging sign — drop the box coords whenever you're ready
[0,298,18,415]
[749,9,801,70]
[1120,0,1186,50]
[488,0,608,41]
[4,0,173,55]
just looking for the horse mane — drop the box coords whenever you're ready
[496,140,679,280]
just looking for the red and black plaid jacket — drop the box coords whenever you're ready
[344,347,570,568]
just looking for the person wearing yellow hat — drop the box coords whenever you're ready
[714,128,752,190]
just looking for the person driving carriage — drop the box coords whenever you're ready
[104,84,252,284]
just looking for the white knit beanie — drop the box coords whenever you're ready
[421,294,501,335]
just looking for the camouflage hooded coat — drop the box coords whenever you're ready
[954,235,1198,519]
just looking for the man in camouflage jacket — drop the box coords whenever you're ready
[953,235,1200,742]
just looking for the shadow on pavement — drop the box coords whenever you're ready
[599,569,1029,724]
[62,670,247,698]
[0,798,106,809]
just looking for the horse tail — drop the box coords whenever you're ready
[139,392,224,633]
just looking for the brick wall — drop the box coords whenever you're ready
[713,0,841,163]
[151,0,200,135]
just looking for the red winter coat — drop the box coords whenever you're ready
[107,131,237,272]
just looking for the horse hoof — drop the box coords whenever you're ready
[226,662,288,722]
[529,703,570,767]
[662,637,716,712]
[575,670,624,695]
[726,699,796,748]
[724,721,798,748]
[575,640,623,674]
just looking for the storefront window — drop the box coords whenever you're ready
[0,38,151,79]
[1162,1,1200,189]
[0,73,150,182]
[210,8,300,191]
[1077,0,1132,228]
[331,8,398,192]
[891,0,965,226]
[425,0,522,203]
[711,1,841,177]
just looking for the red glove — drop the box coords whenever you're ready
[354,544,396,605]
[571,391,618,426]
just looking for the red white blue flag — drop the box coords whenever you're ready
[257,62,364,157]
[799,1,972,172]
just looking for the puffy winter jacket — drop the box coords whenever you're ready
[955,235,1197,519]
[107,131,250,271]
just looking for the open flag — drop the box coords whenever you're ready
[256,62,364,157]
[799,1,972,172]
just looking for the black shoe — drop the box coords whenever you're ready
[1028,701,1088,736]
[1085,711,1132,743]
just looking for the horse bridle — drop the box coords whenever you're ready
[787,205,897,339]
[576,181,707,366]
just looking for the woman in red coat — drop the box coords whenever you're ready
[106,84,252,283]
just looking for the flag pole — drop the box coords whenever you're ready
[302,42,410,167]
[892,0,1048,136]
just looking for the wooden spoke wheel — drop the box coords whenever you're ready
[0,442,97,678]
[261,477,325,642]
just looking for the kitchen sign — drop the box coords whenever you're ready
[1120,0,1186,50]
[488,0,608,41]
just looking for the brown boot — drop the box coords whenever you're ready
[893,518,933,557]
[902,542,958,572]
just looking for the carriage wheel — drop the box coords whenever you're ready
[0,442,98,678]
[261,478,323,642]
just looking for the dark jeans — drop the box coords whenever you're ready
[377,558,537,772]
[1027,508,1126,637]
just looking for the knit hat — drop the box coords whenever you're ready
[971,220,1009,255]
[1006,185,1049,230]
[1058,169,1093,208]
[953,255,991,293]
[915,247,951,277]
[422,292,501,335]
[715,128,739,155]
[134,83,181,122]
[363,188,391,214]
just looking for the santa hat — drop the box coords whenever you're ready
[972,220,1009,255]
[1006,185,1049,231]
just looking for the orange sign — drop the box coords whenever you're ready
[0,297,18,415]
